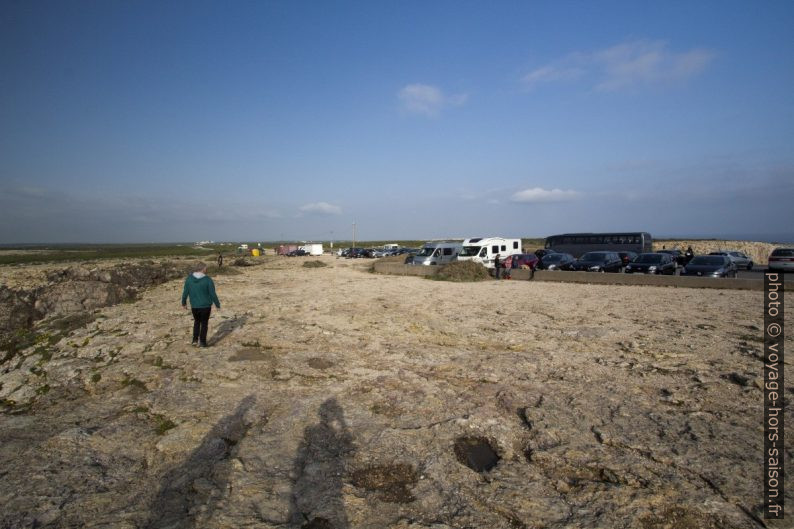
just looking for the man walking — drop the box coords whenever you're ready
[181,262,221,347]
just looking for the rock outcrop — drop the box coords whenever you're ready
[0,261,187,349]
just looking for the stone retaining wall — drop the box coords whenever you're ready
[373,261,764,290]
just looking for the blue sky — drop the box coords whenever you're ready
[1,0,793,243]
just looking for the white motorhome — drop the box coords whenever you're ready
[299,243,324,256]
[410,241,462,266]
[458,237,522,268]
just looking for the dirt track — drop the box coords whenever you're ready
[0,255,791,528]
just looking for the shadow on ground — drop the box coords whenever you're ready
[144,395,256,528]
[209,314,249,346]
[288,398,355,529]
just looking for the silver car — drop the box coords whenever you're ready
[709,251,754,270]
[768,248,794,272]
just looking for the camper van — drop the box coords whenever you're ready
[410,241,462,266]
[458,237,522,268]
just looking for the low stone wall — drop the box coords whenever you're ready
[505,269,763,290]
[372,262,764,290]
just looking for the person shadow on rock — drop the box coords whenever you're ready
[287,398,355,529]
[145,395,256,528]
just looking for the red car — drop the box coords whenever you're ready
[504,253,539,270]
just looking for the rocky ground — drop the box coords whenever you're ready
[0,255,791,528]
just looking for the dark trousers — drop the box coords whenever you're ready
[191,307,211,344]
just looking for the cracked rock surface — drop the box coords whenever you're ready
[0,255,791,528]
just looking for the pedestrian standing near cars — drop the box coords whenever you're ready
[685,246,694,264]
[494,254,502,280]
[217,252,224,268]
[181,261,221,347]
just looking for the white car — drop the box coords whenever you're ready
[768,248,794,272]
[709,250,754,270]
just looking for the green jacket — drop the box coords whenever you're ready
[181,273,221,309]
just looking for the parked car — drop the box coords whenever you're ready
[709,251,754,270]
[570,251,623,272]
[537,252,575,270]
[767,248,794,272]
[287,249,308,257]
[658,249,685,266]
[504,253,539,270]
[345,248,371,258]
[624,253,676,275]
[534,249,557,259]
[680,255,737,278]
[617,251,638,267]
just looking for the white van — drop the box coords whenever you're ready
[410,241,462,266]
[458,237,521,268]
[299,243,324,256]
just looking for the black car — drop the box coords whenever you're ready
[537,252,575,270]
[658,249,685,266]
[347,248,373,258]
[617,251,638,266]
[624,253,676,275]
[680,255,737,278]
[287,249,308,257]
[570,251,623,272]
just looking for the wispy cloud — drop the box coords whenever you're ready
[398,83,468,117]
[522,39,714,92]
[510,187,580,203]
[521,65,585,89]
[298,201,342,215]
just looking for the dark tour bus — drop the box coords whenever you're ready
[544,232,653,258]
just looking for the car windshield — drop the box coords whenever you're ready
[542,254,566,263]
[460,245,481,257]
[771,248,794,257]
[416,247,435,257]
[690,256,725,265]
[580,252,608,261]
[636,254,663,263]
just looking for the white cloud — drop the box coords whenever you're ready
[298,201,342,215]
[521,65,584,89]
[398,83,468,116]
[521,39,714,91]
[594,40,714,91]
[510,187,580,203]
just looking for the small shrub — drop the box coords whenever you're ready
[121,375,148,391]
[431,261,490,282]
[91,372,101,383]
[303,260,327,268]
[153,414,177,435]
